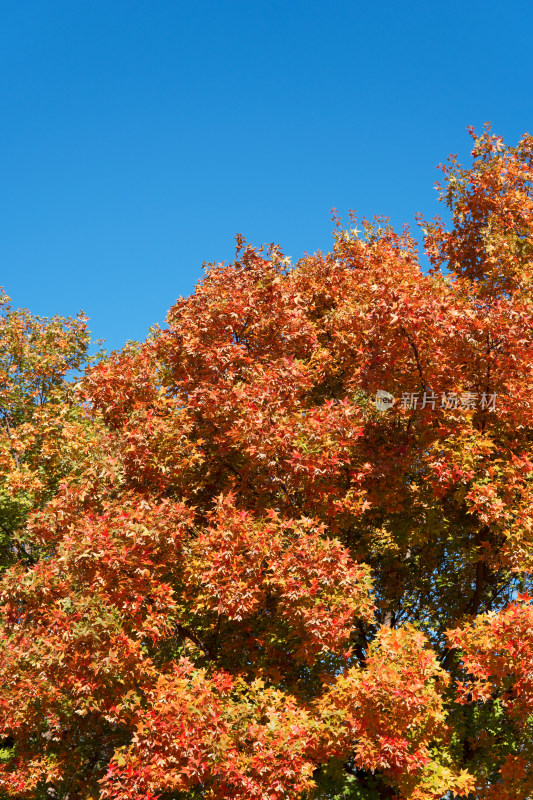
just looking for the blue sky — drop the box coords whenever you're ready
[1,0,532,351]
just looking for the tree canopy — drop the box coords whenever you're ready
[1,127,533,799]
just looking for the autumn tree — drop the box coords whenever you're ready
[2,126,533,799]
[0,292,90,571]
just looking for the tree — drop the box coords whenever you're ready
[0,292,90,571]
[1,126,533,799]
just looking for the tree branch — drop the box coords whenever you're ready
[172,622,215,660]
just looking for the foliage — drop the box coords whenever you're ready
[2,127,533,798]
[0,292,90,570]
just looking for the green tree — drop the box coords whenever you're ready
[0,291,90,570]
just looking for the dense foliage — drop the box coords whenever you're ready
[1,127,533,799]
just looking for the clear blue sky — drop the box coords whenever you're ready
[2,0,532,351]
